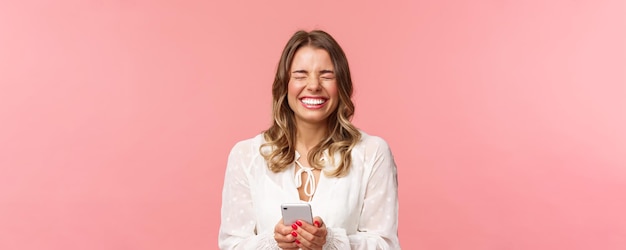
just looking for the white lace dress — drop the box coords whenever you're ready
[218,131,400,249]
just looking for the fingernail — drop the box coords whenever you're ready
[295,239,301,244]
[291,231,297,237]
[314,221,321,227]
[291,224,297,230]
[296,220,302,226]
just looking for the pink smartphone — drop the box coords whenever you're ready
[281,203,313,225]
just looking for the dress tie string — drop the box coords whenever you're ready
[294,160,316,202]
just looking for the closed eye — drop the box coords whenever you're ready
[320,70,335,80]
[320,74,335,80]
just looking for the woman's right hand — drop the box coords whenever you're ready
[274,219,299,250]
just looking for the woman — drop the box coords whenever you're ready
[219,30,400,249]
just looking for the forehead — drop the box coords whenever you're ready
[290,46,334,69]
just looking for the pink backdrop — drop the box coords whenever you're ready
[1,0,625,249]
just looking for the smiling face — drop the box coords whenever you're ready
[287,46,339,127]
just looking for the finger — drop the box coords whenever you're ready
[294,233,318,250]
[295,225,326,248]
[275,219,300,248]
[313,216,325,229]
[275,219,295,235]
[296,219,324,237]
[274,231,295,242]
[276,233,300,250]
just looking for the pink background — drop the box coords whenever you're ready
[1,0,625,249]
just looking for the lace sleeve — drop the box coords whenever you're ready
[323,227,350,250]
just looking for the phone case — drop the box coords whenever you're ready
[281,203,313,225]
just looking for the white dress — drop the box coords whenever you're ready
[218,131,400,249]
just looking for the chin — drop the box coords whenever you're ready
[297,115,329,124]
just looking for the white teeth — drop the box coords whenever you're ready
[301,98,326,105]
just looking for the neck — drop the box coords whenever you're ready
[295,121,328,151]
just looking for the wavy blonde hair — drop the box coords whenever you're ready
[260,30,361,177]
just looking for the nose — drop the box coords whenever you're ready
[306,77,321,91]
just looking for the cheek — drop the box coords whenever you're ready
[326,82,339,99]
[325,82,340,111]
[286,82,296,98]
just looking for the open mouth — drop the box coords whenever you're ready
[300,97,327,108]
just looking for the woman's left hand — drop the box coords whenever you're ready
[292,216,327,250]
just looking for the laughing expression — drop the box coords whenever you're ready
[287,46,339,126]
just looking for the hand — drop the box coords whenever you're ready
[292,216,327,250]
[274,219,299,250]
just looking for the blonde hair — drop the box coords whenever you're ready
[260,30,361,177]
